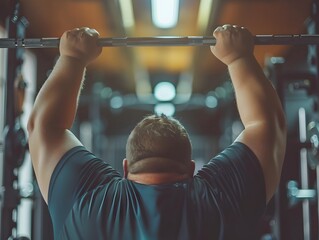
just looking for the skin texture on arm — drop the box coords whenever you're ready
[27,28,102,203]
[210,25,287,203]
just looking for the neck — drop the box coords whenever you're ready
[127,172,190,185]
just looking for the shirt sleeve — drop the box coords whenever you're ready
[195,142,266,237]
[48,146,122,238]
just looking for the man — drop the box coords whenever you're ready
[27,25,287,239]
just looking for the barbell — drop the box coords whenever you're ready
[1,34,319,48]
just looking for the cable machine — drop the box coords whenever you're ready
[0,0,29,239]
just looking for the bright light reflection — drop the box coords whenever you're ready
[110,96,123,109]
[154,103,176,116]
[154,82,176,101]
[152,0,179,28]
[205,95,218,108]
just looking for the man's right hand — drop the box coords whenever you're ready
[28,27,102,202]
[59,27,102,65]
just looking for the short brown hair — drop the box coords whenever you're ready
[126,114,192,174]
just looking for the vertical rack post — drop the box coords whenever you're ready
[0,0,28,239]
[308,1,319,238]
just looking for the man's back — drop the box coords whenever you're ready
[49,142,265,240]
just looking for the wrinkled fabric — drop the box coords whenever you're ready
[48,142,266,240]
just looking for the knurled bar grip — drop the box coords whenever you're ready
[1,35,319,48]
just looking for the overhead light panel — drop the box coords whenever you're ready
[197,0,213,32]
[119,0,135,30]
[151,0,179,29]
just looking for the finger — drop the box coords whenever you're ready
[222,24,232,30]
[213,26,224,37]
[77,27,90,37]
[79,28,99,38]
[213,26,224,33]
[68,28,81,36]
[87,29,100,37]
[232,25,240,31]
[65,29,78,39]
[64,28,84,39]
[240,26,252,35]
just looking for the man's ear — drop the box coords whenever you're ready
[188,160,195,177]
[123,158,128,178]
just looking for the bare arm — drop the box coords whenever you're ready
[27,28,102,203]
[211,25,287,203]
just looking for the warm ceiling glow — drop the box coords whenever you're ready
[151,0,179,29]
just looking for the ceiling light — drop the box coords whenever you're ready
[154,82,176,101]
[154,103,175,116]
[197,0,213,32]
[151,0,179,29]
[119,0,135,29]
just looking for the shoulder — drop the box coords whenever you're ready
[199,142,262,174]
[49,145,121,204]
[195,142,266,205]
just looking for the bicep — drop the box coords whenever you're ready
[236,123,286,203]
[28,128,82,203]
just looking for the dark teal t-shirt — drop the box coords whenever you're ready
[48,142,266,240]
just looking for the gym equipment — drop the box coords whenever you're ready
[1,34,319,48]
[0,1,30,239]
[307,120,319,169]
[287,180,317,207]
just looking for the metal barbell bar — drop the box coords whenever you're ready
[1,34,319,48]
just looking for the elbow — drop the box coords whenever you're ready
[278,108,287,134]
[270,104,287,150]
[273,111,287,181]
[27,111,40,136]
[27,106,49,135]
[277,109,288,148]
[27,114,35,135]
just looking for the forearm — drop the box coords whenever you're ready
[29,56,86,131]
[228,56,285,129]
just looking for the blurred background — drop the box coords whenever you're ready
[0,0,318,239]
